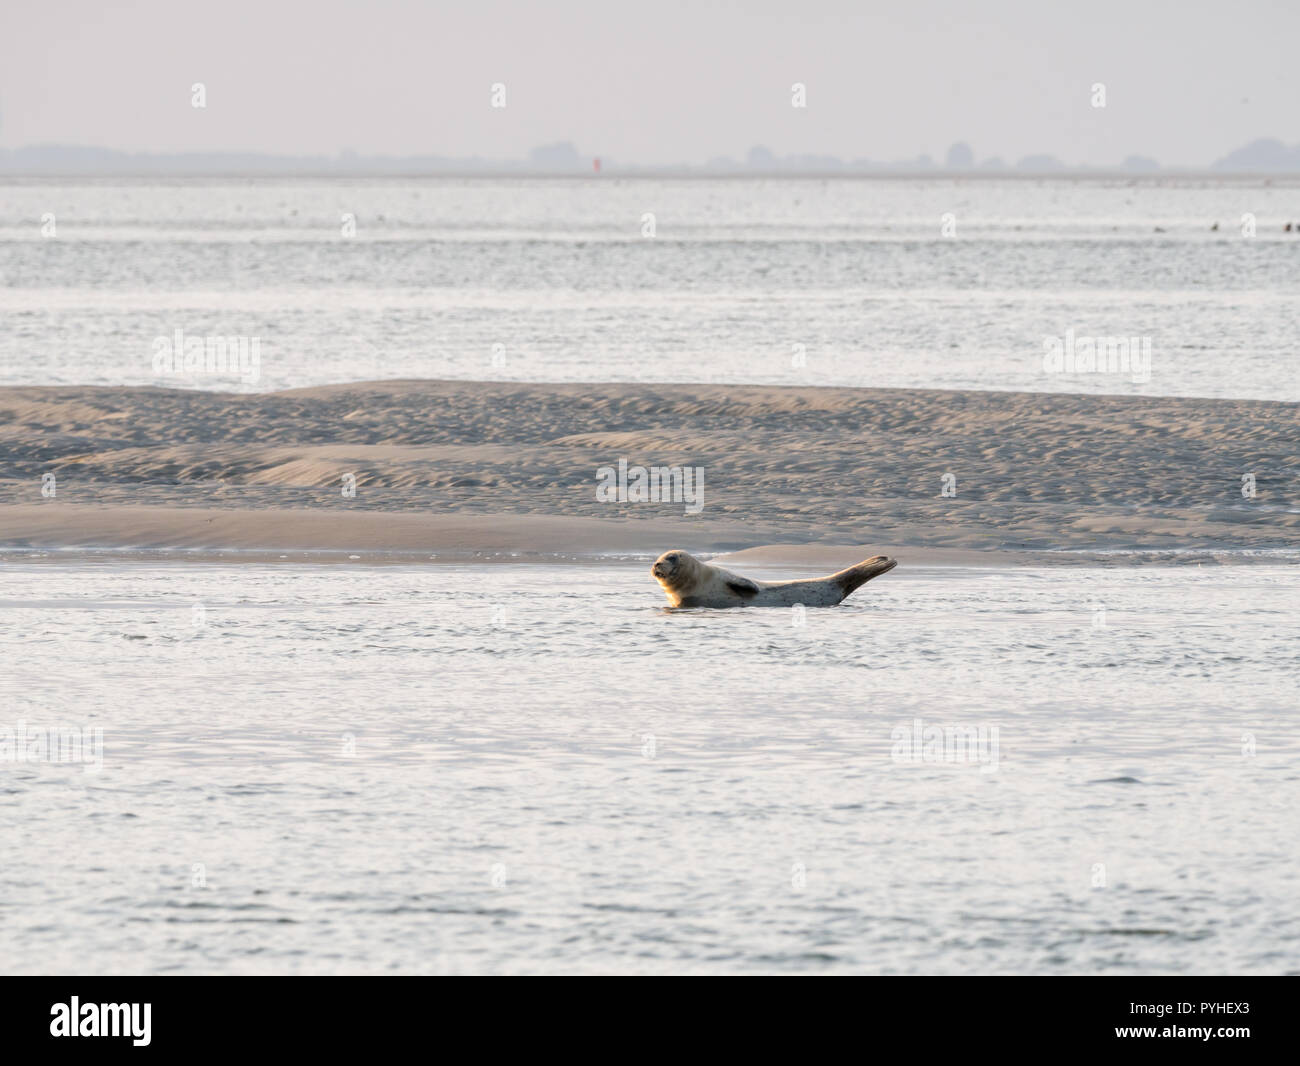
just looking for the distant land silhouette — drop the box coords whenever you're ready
[1212,137,1300,170]
[2,138,1299,174]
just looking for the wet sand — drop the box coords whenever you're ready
[2,380,1296,565]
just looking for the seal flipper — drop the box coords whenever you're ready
[832,556,897,601]
[724,576,759,598]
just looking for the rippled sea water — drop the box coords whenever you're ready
[3,559,1296,974]
[3,176,1300,399]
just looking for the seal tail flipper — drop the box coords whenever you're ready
[833,556,897,601]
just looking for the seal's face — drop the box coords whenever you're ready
[651,549,692,588]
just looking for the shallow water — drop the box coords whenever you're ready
[2,560,1296,974]
[3,176,1299,399]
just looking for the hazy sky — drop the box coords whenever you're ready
[4,0,1297,165]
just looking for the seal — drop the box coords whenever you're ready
[650,549,897,609]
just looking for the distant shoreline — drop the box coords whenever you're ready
[6,134,1300,178]
[6,169,1300,181]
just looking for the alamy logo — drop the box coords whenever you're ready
[596,458,704,514]
[1043,329,1151,383]
[1,720,103,772]
[50,997,150,1045]
[152,329,261,385]
[890,717,1000,773]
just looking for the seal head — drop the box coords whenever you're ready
[650,549,688,586]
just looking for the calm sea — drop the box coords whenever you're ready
[2,175,1298,399]
[2,559,1296,974]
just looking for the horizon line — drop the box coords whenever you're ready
[4,136,1300,175]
